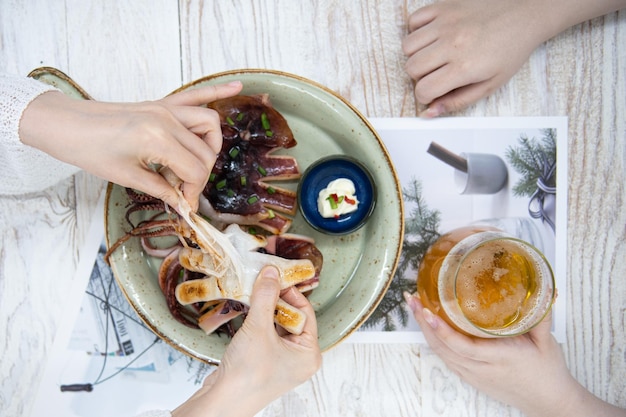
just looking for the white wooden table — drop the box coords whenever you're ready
[1,2,625,416]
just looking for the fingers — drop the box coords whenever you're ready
[527,307,555,346]
[404,42,448,83]
[168,106,223,151]
[247,266,282,331]
[163,126,218,208]
[280,287,319,340]
[163,81,243,156]
[404,292,456,354]
[417,78,497,118]
[153,82,243,210]
[402,23,438,57]
[402,3,507,116]
[162,82,244,205]
[163,81,244,107]
[406,4,438,32]
[138,122,215,210]
[133,169,186,210]
[403,292,490,363]
[402,5,446,79]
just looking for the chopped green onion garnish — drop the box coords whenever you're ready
[226,116,235,126]
[266,130,274,137]
[267,209,275,219]
[240,176,247,186]
[327,195,338,210]
[247,195,259,205]
[236,112,245,121]
[261,112,271,130]
[227,189,235,197]
[267,186,276,194]
[257,166,267,176]
[337,195,344,203]
[248,227,257,235]
[229,147,240,158]
[216,179,227,190]
[209,173,216,182]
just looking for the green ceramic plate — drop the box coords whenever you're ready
[104,69,404,364]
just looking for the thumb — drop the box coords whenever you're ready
[528,307,555,346]
[247,266,281,329]
[163,81,243,106]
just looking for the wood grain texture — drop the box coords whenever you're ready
[1,1,625,416]
[63,0,182,101]
[0,0,69,74]
[551,13,626,408]
[179,0,417,117]
[0,174,104,417]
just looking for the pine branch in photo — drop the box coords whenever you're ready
[505,128,557,197]
[363,177,441,331]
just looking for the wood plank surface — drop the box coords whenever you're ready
[1,1,624,416]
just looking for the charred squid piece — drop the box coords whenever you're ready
[107,176,323,336]
[152,167,314,335]
[197,300,247,335]
[174,223,315,335]
[158,248,198,328]
[204,95,300,234]
[265,234,323,293]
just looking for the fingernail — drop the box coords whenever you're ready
[262,265,279,280]
[403,291,416,312]
[419,103,444,118]
[226,80,242,87]
[402,291,423,313]
[422,308,439,329]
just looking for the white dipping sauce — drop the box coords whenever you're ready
[317,178,360,218]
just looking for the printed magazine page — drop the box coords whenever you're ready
[349,117,567,343]
[30,200,209,417]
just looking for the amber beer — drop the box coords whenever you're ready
[417,226,555,337]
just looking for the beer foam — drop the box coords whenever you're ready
[455,239,547,331]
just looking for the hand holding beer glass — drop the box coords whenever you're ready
[417,225,555,337]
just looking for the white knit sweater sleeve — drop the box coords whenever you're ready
[0,73,81,195]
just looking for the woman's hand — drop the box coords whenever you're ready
[402,0,545,117]
[20,81,243,210]
[173,266,322,417]
[404,292,626,417]
[402,0,626,117]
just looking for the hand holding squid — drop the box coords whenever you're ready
[172,266,322,417]
[19,81,243,210]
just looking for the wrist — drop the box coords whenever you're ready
[172,368,274,417]
[520,375,603,417]
[18,91,90,166]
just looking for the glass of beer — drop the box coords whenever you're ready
[416,226,555,337]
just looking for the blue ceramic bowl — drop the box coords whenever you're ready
[298,155,376,235]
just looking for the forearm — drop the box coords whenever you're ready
[521,375,626,417]
[19,90,108,168]
[526,0,626,43]
[172,370,275,417]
